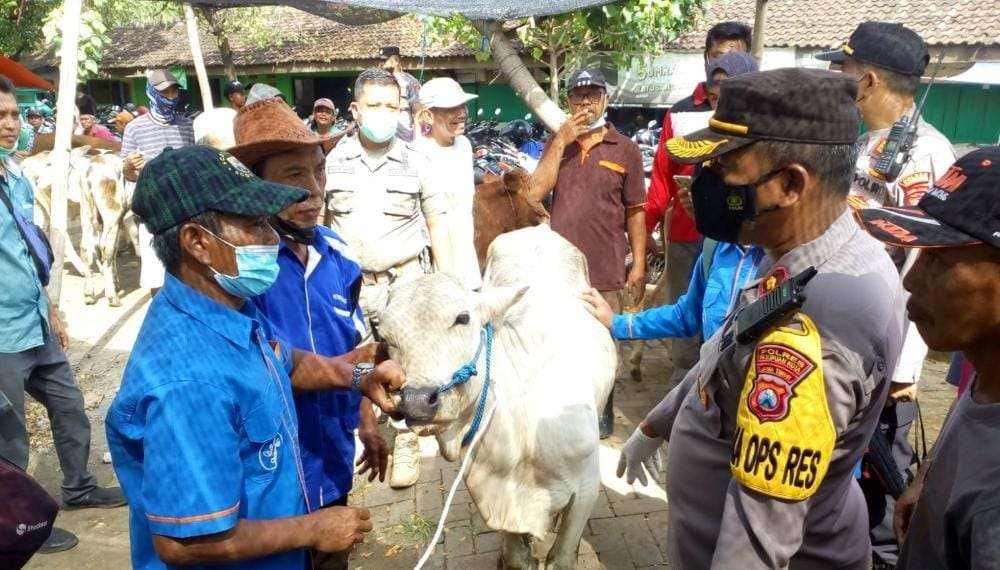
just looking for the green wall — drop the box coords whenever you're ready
[462,83,533,123]
[918,83,1000,145]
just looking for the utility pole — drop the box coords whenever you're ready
[48,0,84,304]
[752,0,769,62]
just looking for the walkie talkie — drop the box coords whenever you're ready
[734,266,818,344]
[869,54,944,182]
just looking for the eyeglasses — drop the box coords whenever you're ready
[568,88,605,104]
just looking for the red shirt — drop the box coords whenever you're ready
[643,83,710,242]
[549,124,646,291]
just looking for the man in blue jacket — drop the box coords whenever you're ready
[229,93,386,569]
[582,183,763,482]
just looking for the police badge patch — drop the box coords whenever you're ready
[747,344,816,422]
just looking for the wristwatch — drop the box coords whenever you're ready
[351,363,375,393]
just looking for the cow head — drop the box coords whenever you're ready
[379,273,526,461]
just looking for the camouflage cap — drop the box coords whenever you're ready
[131,145,308,234]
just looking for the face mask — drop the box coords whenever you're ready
[270,215,316,245]
[690,166,785,243]
[0,142,16,159]
[145,82,181,123]
[201,226,280,298]
[359,109,398,144]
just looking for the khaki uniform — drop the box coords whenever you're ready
[646,212,906,568]
[325,135,449,328]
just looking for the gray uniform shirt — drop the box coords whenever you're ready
[898,382,1000,569]
[325,135,448,273]
[647,211,905,569]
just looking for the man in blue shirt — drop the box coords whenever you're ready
[106,145,405,569]
[230,95,387,569]
[0,75,125,555]
[581,182,763,483]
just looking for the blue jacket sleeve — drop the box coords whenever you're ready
[611,253,707,341]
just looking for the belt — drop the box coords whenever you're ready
[361,256,420,286]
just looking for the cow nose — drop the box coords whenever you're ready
[400,387,440,421]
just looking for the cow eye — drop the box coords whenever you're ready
[453,312,470,326]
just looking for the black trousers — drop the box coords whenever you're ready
[0,333,98,503]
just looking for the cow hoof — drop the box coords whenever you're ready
[84,295,97,306]
[108,298,122,308]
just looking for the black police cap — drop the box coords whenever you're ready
[816,21,929,77]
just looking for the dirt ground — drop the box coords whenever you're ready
[23,251,958,569]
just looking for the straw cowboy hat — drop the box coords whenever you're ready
[229,96,342,168]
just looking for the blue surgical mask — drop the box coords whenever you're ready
[201,227,280,298]
[359,109,399,144]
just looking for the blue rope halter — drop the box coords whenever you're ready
[437,324,494,447]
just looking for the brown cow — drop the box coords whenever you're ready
[473,167,549,271]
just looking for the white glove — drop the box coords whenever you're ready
[616,428,664,486]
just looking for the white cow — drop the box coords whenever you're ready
[21,149,137,305]
[379,225,616,569]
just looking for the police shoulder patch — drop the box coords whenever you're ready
[730,312,835,502]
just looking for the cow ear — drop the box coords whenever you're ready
[475,285,528,325]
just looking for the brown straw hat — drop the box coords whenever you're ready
[229,97,342,168]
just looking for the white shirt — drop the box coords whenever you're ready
[416,135,482,290]
[851,113,956,384]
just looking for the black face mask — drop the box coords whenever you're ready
[690,166,785,243]
[270,215,316,245]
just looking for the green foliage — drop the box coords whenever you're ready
[427,0,710,98]
[17,0,288,81]
[0,0,57,57]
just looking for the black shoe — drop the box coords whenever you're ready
[39,527,79,554]
[599,392,614,440]
[63,486,127,510]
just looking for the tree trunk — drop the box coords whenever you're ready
[184,3,214,111]
[201,7,238,81]
[483,20,565,132]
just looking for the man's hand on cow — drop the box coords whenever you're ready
[360,360,405,414]
[356,408,389,483]
[556,111,591,147]
[617,425,664,486]
[580,288,613,330]
[307,505,373,552]
[626,267,646,309]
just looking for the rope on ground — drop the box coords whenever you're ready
[413,399,498,570]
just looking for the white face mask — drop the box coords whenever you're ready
[359,108,399,144]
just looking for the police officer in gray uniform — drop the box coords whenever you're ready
[325,67,453,490]
[616,68,906,568]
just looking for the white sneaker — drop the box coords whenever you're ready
[390,432,420,489]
